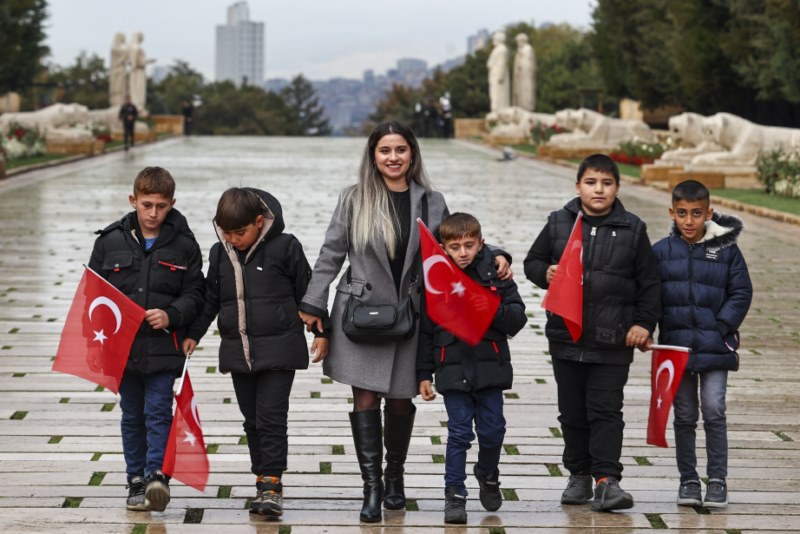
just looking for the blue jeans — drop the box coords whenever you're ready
[119,369,175,482]
[673,369,728,481]
[442,388,506,494]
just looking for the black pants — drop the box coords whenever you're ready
[552,358,629,481]
[231,369,295,477]
[123,122,135,148]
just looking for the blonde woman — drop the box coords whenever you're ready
[299,121,511,523]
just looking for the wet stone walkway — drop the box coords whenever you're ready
[1,136,799,533]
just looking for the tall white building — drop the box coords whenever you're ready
[215,2,264,86]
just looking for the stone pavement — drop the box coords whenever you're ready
[0,136,799,533]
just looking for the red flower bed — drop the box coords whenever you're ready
[609,152,655,167]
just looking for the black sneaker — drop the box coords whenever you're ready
[704,478,728,508]
[473,464,502,512]
[591,477,634,511]
[444,486,467,524]
[144,470,170,512]
[561,474,593,504]
[251,476,283,517]
[677,479,702,506]
[126,476,146,511]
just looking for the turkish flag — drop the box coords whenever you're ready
[541,213,583,342]
[162,371,209,491]
[647,345,690,447]
[418,219,500,346]
[52,267,145,394]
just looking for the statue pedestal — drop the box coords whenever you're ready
[46,140,95,156]
[641,164,682,184]
[454,119,486,139]
[152,115,183,135]
[488,135,529,146]
[537,145,602,160]
[0,158,5,179]
[93,140,106,155]
[667,169,725,190]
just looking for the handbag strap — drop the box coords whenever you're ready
[346,191,428,291]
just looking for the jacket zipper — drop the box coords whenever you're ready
[688,243,696,351]
[577,225,598,361]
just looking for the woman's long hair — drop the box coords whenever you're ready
[344,121,431,259]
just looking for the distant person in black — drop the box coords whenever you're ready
[182,100,194,136]
[119,96,138,151]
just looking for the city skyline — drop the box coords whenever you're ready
[45,0,594,82]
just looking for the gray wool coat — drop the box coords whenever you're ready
[301,179,449,397]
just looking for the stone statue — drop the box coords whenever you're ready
[128,32,154,111]
[486,107,555,142]
[512,33,535,111]
[546,108,650,150]
[654,112,722,166]
[109,33,129,108]
[0,103,93,143]
[486,32,510,113]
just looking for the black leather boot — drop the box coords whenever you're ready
[383,406,416,510]
[350,409,383,523]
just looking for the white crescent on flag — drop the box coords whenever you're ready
[655,359,675,391]
[88,296,122,334]
[422,255,456,295]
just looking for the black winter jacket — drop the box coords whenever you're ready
[652,212,752,372]
[417,248,527,393]
[524,197,661,364]
[88,208,204,375]
[186,189,312,373]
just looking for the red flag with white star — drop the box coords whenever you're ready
[52,267,145,393]
[647,345,690,447]
[162,371,209,491]
[418,219,500,346]
[541,213,583,342]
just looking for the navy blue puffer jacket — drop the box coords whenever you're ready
[652,212,752,372]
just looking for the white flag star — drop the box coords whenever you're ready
[183,430,197,447]
[92,329,108,345]
[450,281,466,297]
[657,395,663,410]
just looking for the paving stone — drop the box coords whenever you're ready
[0,137,798,531]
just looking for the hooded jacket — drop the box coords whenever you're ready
[416,247,527,393]
[652,212,752,372]
[186,188,312,373]
[88,208,204,375]
[524,197,661,364]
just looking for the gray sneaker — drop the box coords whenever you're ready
[444,486,467,524]
[561,474,593,504]
[591,477,634,511]
[677,479,702,506]
[251,476,283,516]
[126,476,146,511]
[144,470,171,512]
[704,478,728,508]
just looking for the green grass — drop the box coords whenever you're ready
[217,485,232,498]
[88,472,106,486]
[62,497,83,508]
[405,499,419,511]
[545,463,563,477]
[430,436,442,445]
[504,444,520,455]
[131,524,147,534]
[183,508,204,524]
[511,143,537,155]
[332,444,345,455]
[319,461,332,474]
[48,436,62,444]
[6,154,70,170]
[711,188,800,216]
[645,513,668,529]
[206,444,219,454]
[10,411,27,420]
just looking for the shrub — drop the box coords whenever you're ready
[530,121,563,145]
[609,138,670,166]
[1,123,45,161]
[757,148,800,198]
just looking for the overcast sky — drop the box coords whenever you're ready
[46,0,595,81]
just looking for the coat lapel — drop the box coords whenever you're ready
[400,181,426,285]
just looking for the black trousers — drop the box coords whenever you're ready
[231,369,296,477]
[552,358,629,481]
[123,122,135,147]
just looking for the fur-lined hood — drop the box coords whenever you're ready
[669,211,744,250]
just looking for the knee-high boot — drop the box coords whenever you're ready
[349,409,383,523]
[383,405,416,510]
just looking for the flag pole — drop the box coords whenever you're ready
[176,358,189,396]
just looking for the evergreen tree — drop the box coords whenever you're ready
[49,52,108,109]
[280,75,331,136]
[0,0,49,94]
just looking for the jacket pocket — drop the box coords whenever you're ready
[150,250,188,295]
[101,251,136,290]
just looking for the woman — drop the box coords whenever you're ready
[299,121,510,523]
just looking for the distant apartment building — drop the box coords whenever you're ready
[467,29,491,54]
[215,1,264,86]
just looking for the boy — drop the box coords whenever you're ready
[652,180,752,508]
[183,187,325,517]
[523,154,661,511]
[417,212,527,524]
[88,166,204,512]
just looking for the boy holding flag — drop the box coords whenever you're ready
[524,154,660,511]
[651,180,752,508]
[417,213,527,524]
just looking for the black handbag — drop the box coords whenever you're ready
[340,193,427,344]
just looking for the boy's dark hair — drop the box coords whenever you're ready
[577,153,620,184]
[439,212,482,243]
[672,179,710,204]
[133,166,176,198]
[215,188,268,231]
